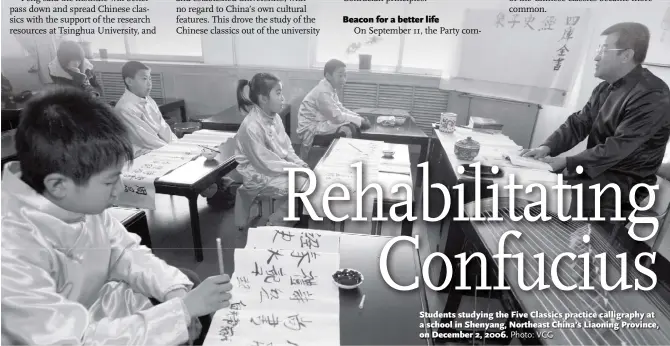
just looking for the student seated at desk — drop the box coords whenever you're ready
[48,40,101,97]
[115,61,177,157]
[114,61,217,198]
[296,59,371,160]
[234,73,309,227]
[522,22,670,219]
[1,88,233,346]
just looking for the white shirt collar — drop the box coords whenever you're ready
[121,89,149,105]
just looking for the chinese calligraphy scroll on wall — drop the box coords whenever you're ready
[441,8,591,107]
[203,227,342,346]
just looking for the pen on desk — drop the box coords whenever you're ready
[348,143,362,153]
[198,144,220,153]
[216,238,225,275]
[358,295,366,309]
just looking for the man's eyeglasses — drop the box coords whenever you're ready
[595,45,627,56]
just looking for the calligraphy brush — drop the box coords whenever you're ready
[198,144,220,153]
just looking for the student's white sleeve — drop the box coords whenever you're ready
[275,114,307,166]
[315,92,363,127]
[152,102,179,142]
[114,105,170,151]
[334,97,362,118]
[237,123,304,176]
[105,211,194,301]
[1,236,190,345]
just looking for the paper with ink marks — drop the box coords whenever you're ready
[303,138,385,218]
[245,227,341,254]
[203,245,341,346]
[116,133,230,209]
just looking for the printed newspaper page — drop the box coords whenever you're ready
[2,0,670,345]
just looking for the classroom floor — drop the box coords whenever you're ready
[147,145,513,345]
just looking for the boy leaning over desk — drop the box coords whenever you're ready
[1,88,233,345]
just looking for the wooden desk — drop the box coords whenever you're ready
[155,140,238,262]
[108,207,152,248]
[2,106,22,131]
[200,104,291,136]
[439,198,670,345]
[299,138,415,236]
[356,108,430,189]
[157,98,187,122]
[2,98,186,130]
[223,232,432,345]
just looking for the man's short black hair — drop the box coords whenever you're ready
[14,87,134,193]
[121,60,150,88]
[601,22,650,64]
[324,59,346,77]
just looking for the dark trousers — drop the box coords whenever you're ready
[565,175,649,252]
[150,268,212,345]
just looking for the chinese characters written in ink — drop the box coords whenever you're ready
[252,262,285,283]
[271,229,324,250]
[290,289,314,303]
[291,250,319,267]
[218,300,245,342]
[290,269,317,286]
[237,276,251,290]
[260,287,283,303]
[284,314,312,331]
[493,12,580,72]
[123,185,148,195]
[554,16,580,71]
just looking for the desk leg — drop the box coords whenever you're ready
[401,218,413,236]
[439,221,465,293]
[295,198,309,228]
[180,105,187,122]
[188,195,204,262]
[416,139,429,189]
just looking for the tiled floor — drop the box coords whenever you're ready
[145,144,510,345]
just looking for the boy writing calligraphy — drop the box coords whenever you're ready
[1,88,233,345]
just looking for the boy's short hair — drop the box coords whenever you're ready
[15,87,134,193]
[324,59,346,77]
[121,61,150,88]
[56,41,85,67]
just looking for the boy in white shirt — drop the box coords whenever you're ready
[114,61,217,198]
[296,59,370,160]
[115,61,177,157]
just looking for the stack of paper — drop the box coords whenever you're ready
[507,154,553,171]
[307,138,384,218]
[117,130,233,209]
[204,227,342,346]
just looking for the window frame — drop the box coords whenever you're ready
[309,23,443,77]
[101,33,205,63]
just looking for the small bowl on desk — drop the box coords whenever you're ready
[382,150,395,159]
[173,121,201,138]
[201,150,217,160]
[454,136,480,161]
[332,268,364,289]
[200,146,218,160]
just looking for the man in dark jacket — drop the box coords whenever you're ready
[522,22,670,217]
